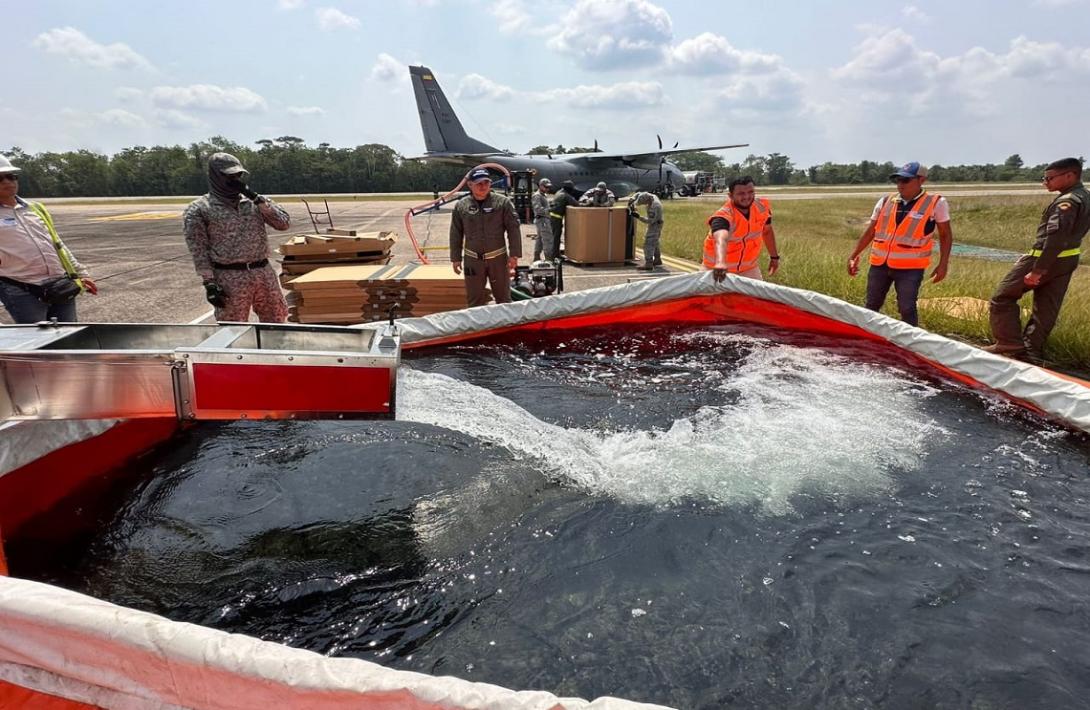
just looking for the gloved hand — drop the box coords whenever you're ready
[204,281,228,308]
[239,185,267,204]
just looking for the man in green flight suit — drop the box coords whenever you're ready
[987,157,1090,363]
[449,168,523,307]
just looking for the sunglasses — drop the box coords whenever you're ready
[892,177,918,184]
[0,174,18,182]
[1041,172,1071,183]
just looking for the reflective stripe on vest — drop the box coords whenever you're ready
[702,198,771,272]
[1029,247,1081,258]
[869,192,940,270]
[28,202,82,283]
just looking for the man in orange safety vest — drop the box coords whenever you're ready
[847,161,952,326]
[705,176,780,282]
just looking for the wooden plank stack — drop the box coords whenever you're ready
[285,263,481,324]
[278,231,396,286]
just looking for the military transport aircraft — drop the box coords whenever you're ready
[409,65,747,197]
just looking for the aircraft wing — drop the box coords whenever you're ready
[408,151,512,165]
[566,143,749,169]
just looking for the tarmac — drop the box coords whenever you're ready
[0,199,697,325]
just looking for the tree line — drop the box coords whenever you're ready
[2,137,1059,198]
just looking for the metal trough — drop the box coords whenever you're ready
[0,321,399,421]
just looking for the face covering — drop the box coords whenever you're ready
[207,153,250,203]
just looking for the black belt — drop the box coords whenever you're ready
[212,259,268,271]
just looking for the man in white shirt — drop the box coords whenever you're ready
[0,156,96,323]
[847,162,952,326]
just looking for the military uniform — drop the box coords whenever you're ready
[184,194,290,322]
[633,194,664,268]
[990,182,1090,358]
[449,190,522,307]
[531,190,555,261]
[579,187,616,207]
[550,189,578,255]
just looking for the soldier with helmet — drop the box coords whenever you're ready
[183,153,291,323]
[630,191,665,272]
[532,178,555,261]
[579,181,616,207]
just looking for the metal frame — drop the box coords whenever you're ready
[0,322,399,422]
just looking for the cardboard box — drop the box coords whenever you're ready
[564,207,629,264]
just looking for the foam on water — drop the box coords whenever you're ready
[398,333,947,515]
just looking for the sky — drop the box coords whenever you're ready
[8,0,1090,168]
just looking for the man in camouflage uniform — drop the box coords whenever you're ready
[184,153,290,323]
[531,178,555,261]
[579,181,616,207]
[450,168,522,307]
[987,157,1090,362]
[550,180,578,256]
[630,191,665,271]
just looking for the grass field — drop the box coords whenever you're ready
[655,193,1090,371]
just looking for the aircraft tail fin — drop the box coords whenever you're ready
[410,66,500,155]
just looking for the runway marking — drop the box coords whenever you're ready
[89,211,182,222]
[188,309,214,324]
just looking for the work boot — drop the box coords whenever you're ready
[635,264,654,271]
[1016,349,1046,366]
[981,343,1026,357]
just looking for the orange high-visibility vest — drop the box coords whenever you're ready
[702,198,772,271]
[869,192,942,269]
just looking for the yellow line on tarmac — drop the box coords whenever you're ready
[89,211,182,222]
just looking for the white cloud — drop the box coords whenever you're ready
[834,30,1090,105]
[902,5,931,21]
[457,73,517,101]
[33,27,153,71]
[669,32,783,75]
[153,109,207,130]
[543,81,664,108]
[371,53,403,82]
[113,87,144,102]
[278,0,304,8]
[316,7,360,31]
[548,0,673,70]
[456,72,663,109]
[60,107,147,129]
[716,68,806,115]
[150,84,268,113]
[492,0,539,35]
[287,105,325,116]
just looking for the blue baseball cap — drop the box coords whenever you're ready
[468,168,492,183]
[889,161,928,180]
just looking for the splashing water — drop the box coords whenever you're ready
[398,332,946,515]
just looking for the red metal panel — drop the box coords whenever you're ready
[192,363,393,414]
[0,418,178,539]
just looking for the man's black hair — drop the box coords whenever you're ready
[1047,157,1083,177]
[728,176,755,192]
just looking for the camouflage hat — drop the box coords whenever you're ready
[562,180,574,188]
[539,178,552,188]
[209,152,249,177]
[596,181,607,189]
